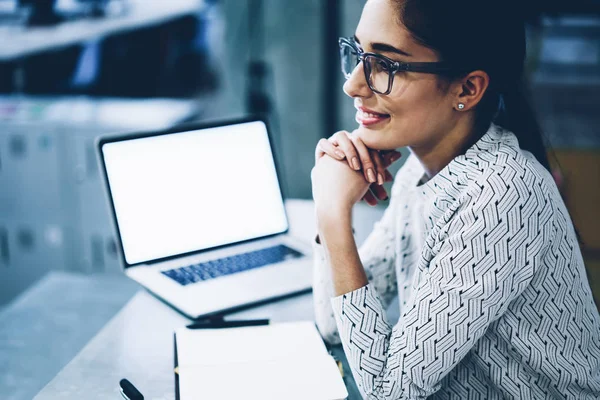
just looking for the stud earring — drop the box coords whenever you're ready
[458,103,465,110]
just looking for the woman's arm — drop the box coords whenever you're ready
[313,173,402,344]
[325,175,550,399]
[319,209,368,296]
[312,133,403,343]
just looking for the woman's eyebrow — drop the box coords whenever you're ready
[353,35,413,57]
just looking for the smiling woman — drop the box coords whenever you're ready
[310,0,600,399]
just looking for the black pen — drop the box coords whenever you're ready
[186,318,270,329]
[119,378,144,400]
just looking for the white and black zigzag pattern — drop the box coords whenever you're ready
[314,123,600,399]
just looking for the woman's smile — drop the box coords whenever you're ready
[355,105,391,127]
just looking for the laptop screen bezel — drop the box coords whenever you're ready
[96,116,291,269]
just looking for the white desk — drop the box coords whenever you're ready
[34,199,386,399]
[0,0,204,61]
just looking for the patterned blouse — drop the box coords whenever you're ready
[312,123,600,399]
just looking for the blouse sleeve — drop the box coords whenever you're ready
[330,175,553,399]
[312,191,400,345]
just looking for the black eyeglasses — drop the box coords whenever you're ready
[339,37,454,95]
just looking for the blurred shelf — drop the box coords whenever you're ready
[0,0,204,61]
[0,96,203,307]
[529,15,600,148]
[0,95,201,129]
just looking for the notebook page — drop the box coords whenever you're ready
[175,321,348,399]
[178,355,348,400]
[176,321,328,367]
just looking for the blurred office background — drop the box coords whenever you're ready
[0,0,599,398]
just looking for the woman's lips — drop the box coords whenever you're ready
[356,108,390,127]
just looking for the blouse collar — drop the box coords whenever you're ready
[411,123,517,201]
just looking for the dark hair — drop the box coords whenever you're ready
[393,0,551,172]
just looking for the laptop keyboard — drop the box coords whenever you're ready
[161,244,304,286]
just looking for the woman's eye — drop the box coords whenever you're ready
[375,60,390,72]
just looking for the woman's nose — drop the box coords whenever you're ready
[343,62,373,99]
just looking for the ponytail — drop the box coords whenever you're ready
[495,76,586,248]
[493,76,552,174]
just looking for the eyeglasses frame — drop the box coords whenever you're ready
[338,36,456,95]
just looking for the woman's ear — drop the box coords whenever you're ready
[453,70,490,111]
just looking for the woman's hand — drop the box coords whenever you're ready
[311,153,370,224]
[315,130,402,206]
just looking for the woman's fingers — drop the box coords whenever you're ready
[316,131,359,172]
[370,149,386,186]
[315,131,402,189]
[332,131,361,171]
[316,138,345,163]
[362,190,379,206]
[369,182,389,200]
[361,184,390,206]
[381,150,402,168]
[384,168,394,182]
[348,134,378,184]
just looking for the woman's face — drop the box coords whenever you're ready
[346,0,459,151]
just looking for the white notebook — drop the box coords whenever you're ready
[174,321,348,400]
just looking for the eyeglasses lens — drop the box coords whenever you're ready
[339,41,391,94]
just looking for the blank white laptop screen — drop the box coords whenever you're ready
[101,121,289,265]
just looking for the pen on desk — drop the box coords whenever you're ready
[186,318,270,329]
[119,378,144,400]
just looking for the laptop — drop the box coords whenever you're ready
[97,118,312,319]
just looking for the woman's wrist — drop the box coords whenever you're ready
[316,204,352,229]
[318,212,353,246]
[315,227,355,245]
